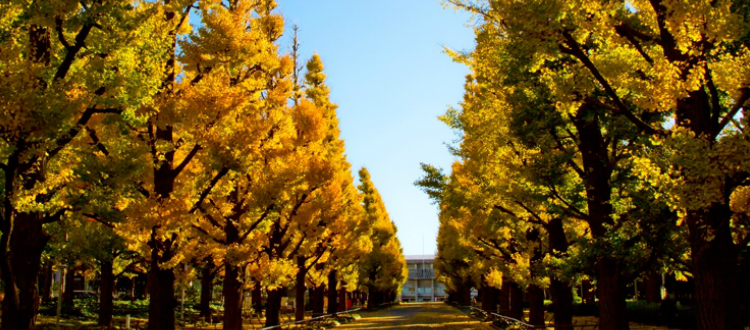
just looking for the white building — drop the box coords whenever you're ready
[400,255,446,302]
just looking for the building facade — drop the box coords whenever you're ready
[400,255,446,302]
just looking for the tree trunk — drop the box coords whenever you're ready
[312,284,325,316]
[596,258,629,330]
[548,217,573,327]
[452,285,471,306]
[327,270,338,314]
[223,263,243,330]
[480,285,498,313]
[294,257,307,321]
[147,259,176,330]
[338,285,347,312]
[574,105,628,330]
[551,279,573,327]
[252,282,263,315]
[582,279,595,304]
[644,271,662,304]
[147,20,180,326]
[199,262,215,322]
[63,265,76,307]
[460,285,472,306]
[527,228,545,326]
[669,60,744,327]
[144,274,150,300]
[366,287,376,309]
[264,288,283,327]
[0,212,49,330]
[41,261,53,303]
[0,24,55,330]
[130,276,136,303]
[686,206,742,330]
[527,284,545,326]
[499,278,510,312]
[99,260,115,327]
[508,281,524,321]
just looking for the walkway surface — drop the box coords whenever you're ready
[337,302,494,329]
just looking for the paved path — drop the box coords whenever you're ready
[337,302,494,329]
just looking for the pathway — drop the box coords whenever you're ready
[337,302,493,329]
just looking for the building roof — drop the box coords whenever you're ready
[404,254,435,261]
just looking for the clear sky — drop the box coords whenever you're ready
[276,1,475,256]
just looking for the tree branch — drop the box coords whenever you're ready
[547,181,589,221]
[476,237,512,261]
[614,22,661,45]
[716,87,750,137]
[559,31,663,136]
[86,127,109,156]
[43,208,69,224]
[82,213,115,228]
[288,233,307,259]
[189,167,230,213]
[238,203,275,244]
[550,129,584,177]
[614,24,654,65]
[134,182,150,198]
[48,108,121,160]
[114,259,145,278]
[173,144,202,178]
[705,63,722,127]
[54,17,72,49]
[191,224,227,245]
[513,200,547,225]
[493,204,520,219]
[54,21,95,82]
[195,204,223,229]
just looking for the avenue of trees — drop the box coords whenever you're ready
[419,0,750,330]
[0,0,407,329]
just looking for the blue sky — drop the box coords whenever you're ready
[276,1,475,255]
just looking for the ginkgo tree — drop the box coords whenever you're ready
[110,0,292,328]
[446,0,750,328]
[0,0,169,328]
[4,0,406,327]
[423,3,703,328]
[287,53,369,322]
[356,167,408,308]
